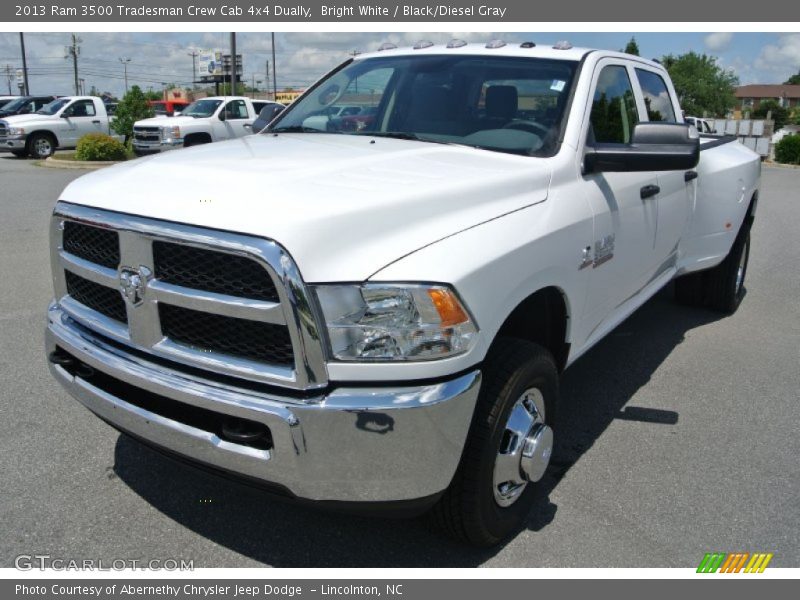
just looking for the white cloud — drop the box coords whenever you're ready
[704,32,733,52]
[754,33,800,82]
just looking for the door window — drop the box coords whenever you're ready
[635,69,677,122]
[589,65,639,144]
[222,100,248,120]
[65,100,96,117]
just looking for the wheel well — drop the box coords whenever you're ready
[493,287,570,372]
[27,130,59,147]
[184,132,212,145]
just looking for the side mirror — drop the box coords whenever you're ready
[60,112,70,118]
[218,112,227,121]
[584,122,700,173]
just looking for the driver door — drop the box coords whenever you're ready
[579,61,661,340]
[60,100,102,146]
[212,99,252,140]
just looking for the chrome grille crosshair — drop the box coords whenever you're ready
[50,202,328,391]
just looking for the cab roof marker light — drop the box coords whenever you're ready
[553,41,573,50]
[447,39,468,49]
[485,39,507,49]
[413,40,434,50]
[377,42,397,51]
[520,42,536,48]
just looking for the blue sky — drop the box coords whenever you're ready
[0,32,797,97]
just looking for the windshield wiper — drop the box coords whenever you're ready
[358,131,423,141]
[269,125,325,133]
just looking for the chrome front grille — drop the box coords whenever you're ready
[133,127,161,143]
[50,202,328,390]
[0,124,8,141]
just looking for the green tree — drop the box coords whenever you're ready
[751,98,790,130]
[661,52,739,117]
[784,70,800,85]
[623,37,640,56]
[143,89,163,101]
[111,85,154,143]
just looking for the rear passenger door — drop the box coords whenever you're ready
[581,60,660,326]
[633,67,694,266]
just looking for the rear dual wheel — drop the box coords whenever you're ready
[675,219,752,314]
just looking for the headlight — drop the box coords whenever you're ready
[9,127,25,136]
[314,284,478,361]
[162,125,180,140]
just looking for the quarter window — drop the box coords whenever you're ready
[589,65,639,144]
[636,69,676,122]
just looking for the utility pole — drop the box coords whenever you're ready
[187,49,199,93]
[119,57,131,94]
[4,65,12,94]
[265,60,270,100]
[65,33,81,95]
[271,33,277,100]
[19,33,29,95]
[230,32,237,96]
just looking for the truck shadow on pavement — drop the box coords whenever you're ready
[111,285,725,567]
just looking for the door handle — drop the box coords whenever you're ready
[243,123,252,129]
[684,170,698,182]
[640,184,660,200]
[92,120,101,124]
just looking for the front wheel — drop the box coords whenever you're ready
[27,133,56,159]
[430,338,558,546]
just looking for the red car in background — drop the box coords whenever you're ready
[148,99,191,117]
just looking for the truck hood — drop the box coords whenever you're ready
[135,116,207,128]
[60,134,552,282]
[1,113,53,126]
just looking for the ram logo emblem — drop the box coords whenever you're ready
[119,266,152,306]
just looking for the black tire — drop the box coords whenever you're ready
[674,219,752,314]
[183,135,210,148]
[26,132,56,159]
[430,338,559,546]
[705,229,750,313]
[11,150,27,158]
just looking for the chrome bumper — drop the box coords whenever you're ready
[47,303,481,503]
[2,137,26,150]
[132,140,183,153]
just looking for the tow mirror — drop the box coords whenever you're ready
[584,122,700,173]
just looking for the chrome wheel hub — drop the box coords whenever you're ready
[35,138,52,156]
[493,387,553,507]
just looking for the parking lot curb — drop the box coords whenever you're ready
[39,157,124,170]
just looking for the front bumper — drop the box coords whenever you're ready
[1,137,26,150]
[132,139,184,153]
[47,303,481,504]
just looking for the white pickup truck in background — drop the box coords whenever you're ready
[132,96,262,154]
[47,43,760,546]
[0,96,121,158]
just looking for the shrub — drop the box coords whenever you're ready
[111,85,154,143]
[74,133,128,162]
[774,134,800,165]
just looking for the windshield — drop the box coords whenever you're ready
[1,97,30,112]
[36,98,70,115]
[268,54,578,156]
[181,99,222,118]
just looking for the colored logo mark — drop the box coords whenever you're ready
[697,552,773,573]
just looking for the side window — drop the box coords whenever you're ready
[223,100,248,120]
[589,65,639,144]
[635,69,677,122]
[66,100,96,117]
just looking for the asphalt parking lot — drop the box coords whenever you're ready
[1,155,798,568]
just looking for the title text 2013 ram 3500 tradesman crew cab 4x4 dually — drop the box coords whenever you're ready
[46,43,760,545]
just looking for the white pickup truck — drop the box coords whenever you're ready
[132,96,260,154]
[46,43,760,546]
[0,96,121,158]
